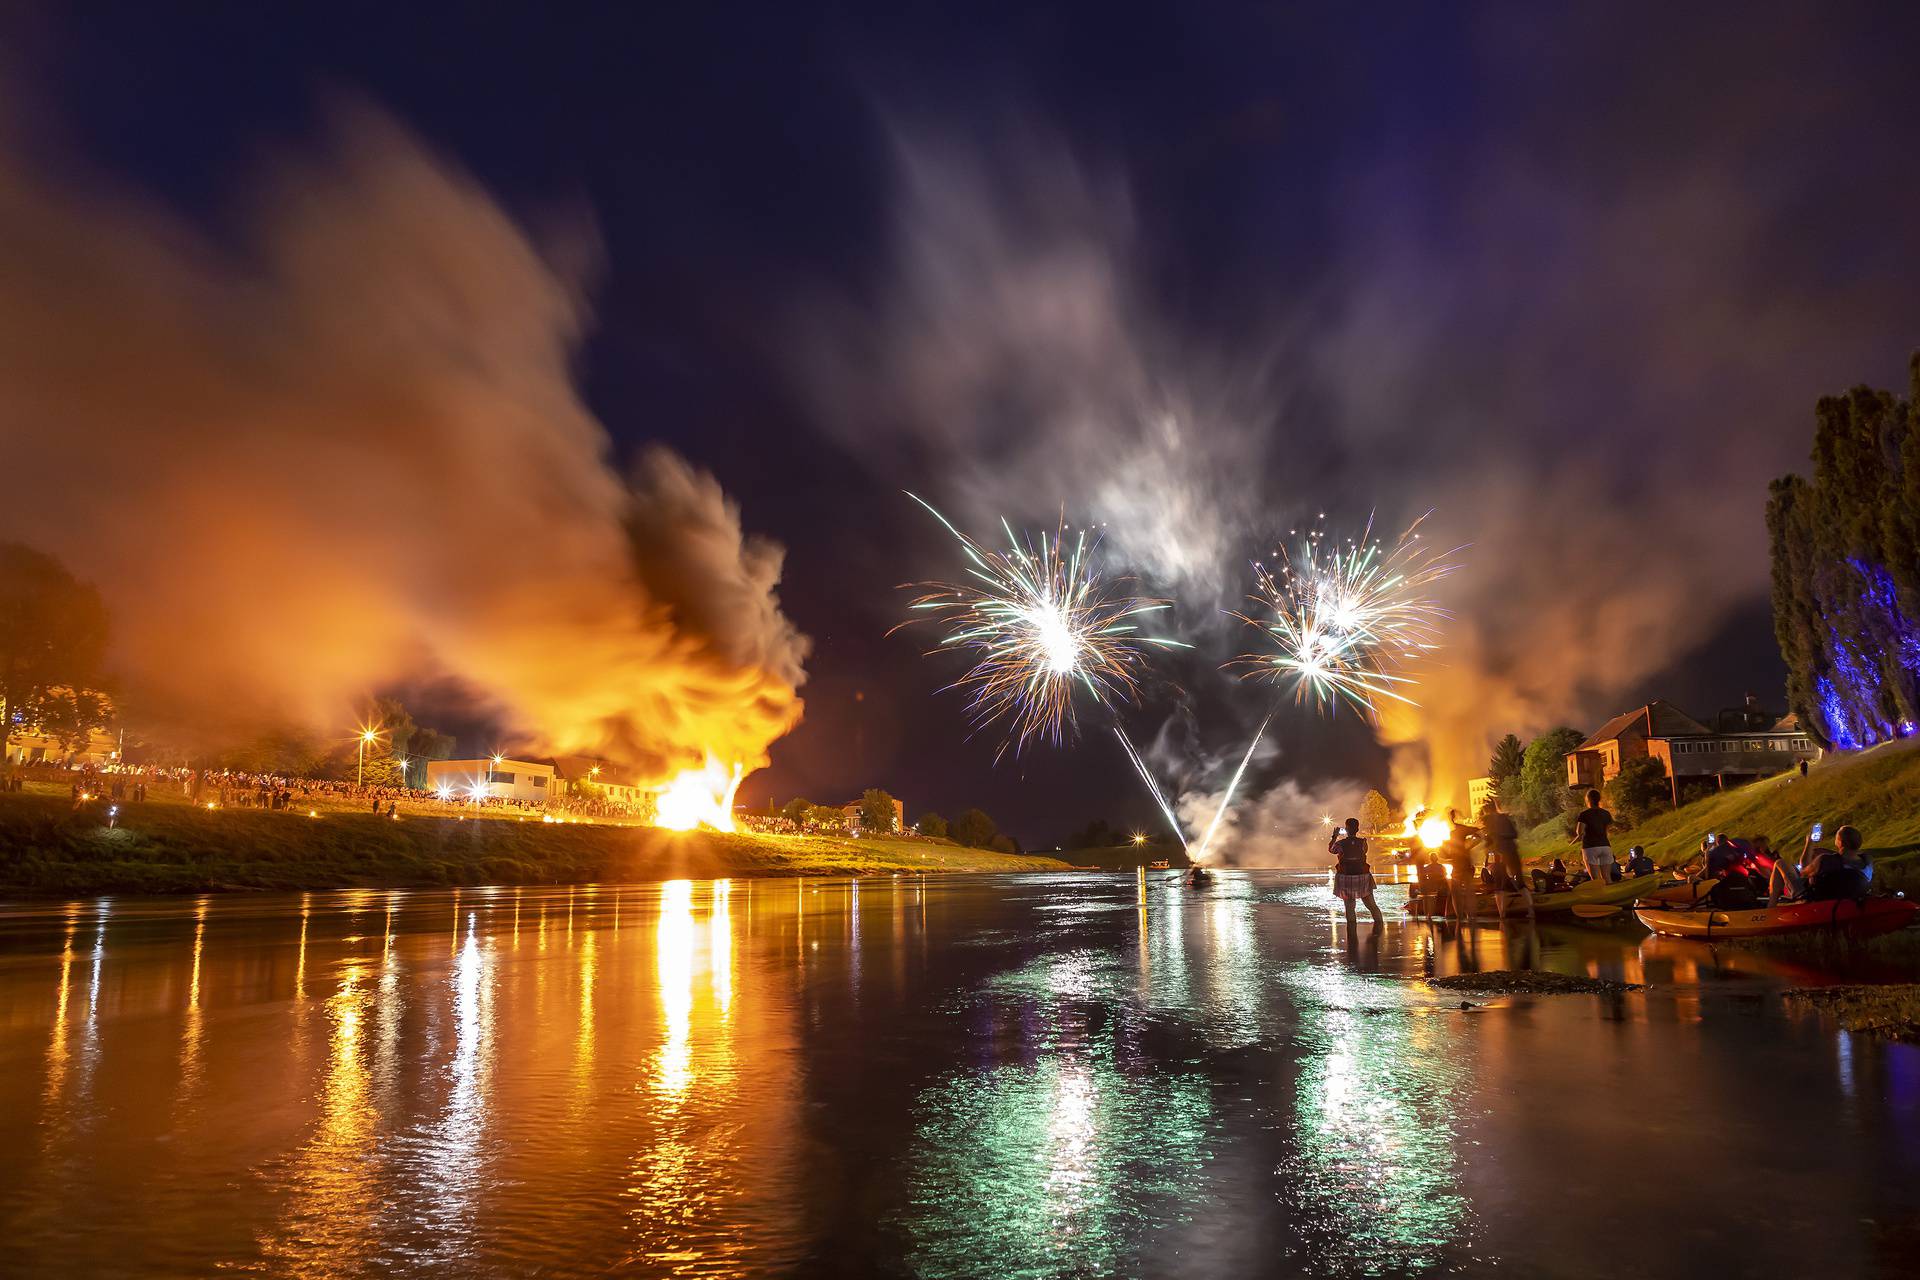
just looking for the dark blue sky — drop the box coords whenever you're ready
[15,3,1920,844]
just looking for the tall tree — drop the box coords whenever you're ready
[1518,727,1584,824]
[949,807,999,849]
[858,788,899,835]
[0,544,111,761]
[916,811,948,839]
[1487,734,1525,785]
[1768,357,1920,747]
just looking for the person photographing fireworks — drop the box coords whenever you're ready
[1329,817,1384,929]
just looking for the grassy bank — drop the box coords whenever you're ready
[1517,737,1920,893]
[0,793,1070,897]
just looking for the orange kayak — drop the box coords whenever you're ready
[1633,896,1918,940]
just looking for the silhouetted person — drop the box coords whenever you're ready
[1330,817,1384,929]
[1572,788,1614,885]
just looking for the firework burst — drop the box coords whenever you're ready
[896,493,1188,758]
[1229,513,1461,718]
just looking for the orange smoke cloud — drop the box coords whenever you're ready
[0,102,806,779]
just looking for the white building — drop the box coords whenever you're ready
[425,757,557,805]
[4,726,119,767]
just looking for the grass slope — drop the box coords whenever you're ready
[1517,737,1920,892]
[0,793,1069,897]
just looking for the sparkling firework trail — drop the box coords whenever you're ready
[1113,725,1188,850]
[895,493,1189,758]
[1229,513,1462,719]
[1191,709,1273,862]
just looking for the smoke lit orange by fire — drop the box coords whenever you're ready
[0,105,809,790]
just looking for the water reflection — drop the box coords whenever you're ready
[654,879,695,1098]
[900,949,1215,1277]
[3,873,1917,1277]
[176,897,209,1106]
[260,958,378,1273]
[1280,965,1471,1274]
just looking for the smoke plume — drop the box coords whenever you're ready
[800,13,1920,829]
[0,103,806,780]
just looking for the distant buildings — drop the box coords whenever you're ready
[839,794,905,836]
[425,757,557,804]
[1566,697,1818,802]
[551,756,646,806]
[1466,776,1498,817]
[4,725,118,767]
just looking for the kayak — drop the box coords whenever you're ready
[1634,896,1918,940]
[1405,872,1680,921]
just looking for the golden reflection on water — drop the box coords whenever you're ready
[260,957,378,1274]
[176,897,209,1104]
[43,910,77,1108]
[654,879,696,1098]
[711,880,733,1018]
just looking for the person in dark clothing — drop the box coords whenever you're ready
[1441,812,1480,923]
[1623,845,1656,877]
[1413,850,1448,915]
[1329,817,1384,929]
[1804,825,1871,902]
[1537,857,1570,894]
[1478,798,1533,921]
[1572,789,1615,885]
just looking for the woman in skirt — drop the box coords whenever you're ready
[1329,817,1385,929]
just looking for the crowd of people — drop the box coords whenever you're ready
[1328,783,1887,926]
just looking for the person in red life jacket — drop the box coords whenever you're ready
[1329,817,1384,930]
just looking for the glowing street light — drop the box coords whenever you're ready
[356,725,385,789]
[1131,832,1147,846]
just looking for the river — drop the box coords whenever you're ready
[2,871,1915,1276]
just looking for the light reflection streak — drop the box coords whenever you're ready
[177,897,209,1103]
[655,880,695,1097]
[43,910,78,1106]
[575,927,599,1081]
[294,894,310,1001]
[1279,964,1471,1272]
[899,950,1214,1276]
[710,881,733,1018]
[259,958,377,1271]
[416,914,495,1260]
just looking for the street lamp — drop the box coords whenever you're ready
[356,727,382,789]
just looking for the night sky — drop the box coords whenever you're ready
[12,3,1920,847]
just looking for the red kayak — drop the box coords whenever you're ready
[1634,896,1918,940]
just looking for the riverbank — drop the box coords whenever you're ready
[1517,736,1920,894]
[0,793,1070,897]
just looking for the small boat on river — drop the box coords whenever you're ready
[1634,895,1918,940]
[1404,872,1681,921]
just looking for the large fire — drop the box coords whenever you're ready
[1402,810,1452,850]
[653,754,746,832]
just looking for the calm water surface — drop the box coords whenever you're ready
[2,872,1917,1277]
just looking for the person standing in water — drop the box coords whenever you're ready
[1572,788,1615,886]
[1480,797,1534,921]
[1329,817,1384,929]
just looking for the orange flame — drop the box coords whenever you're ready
[653,754,745,832]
